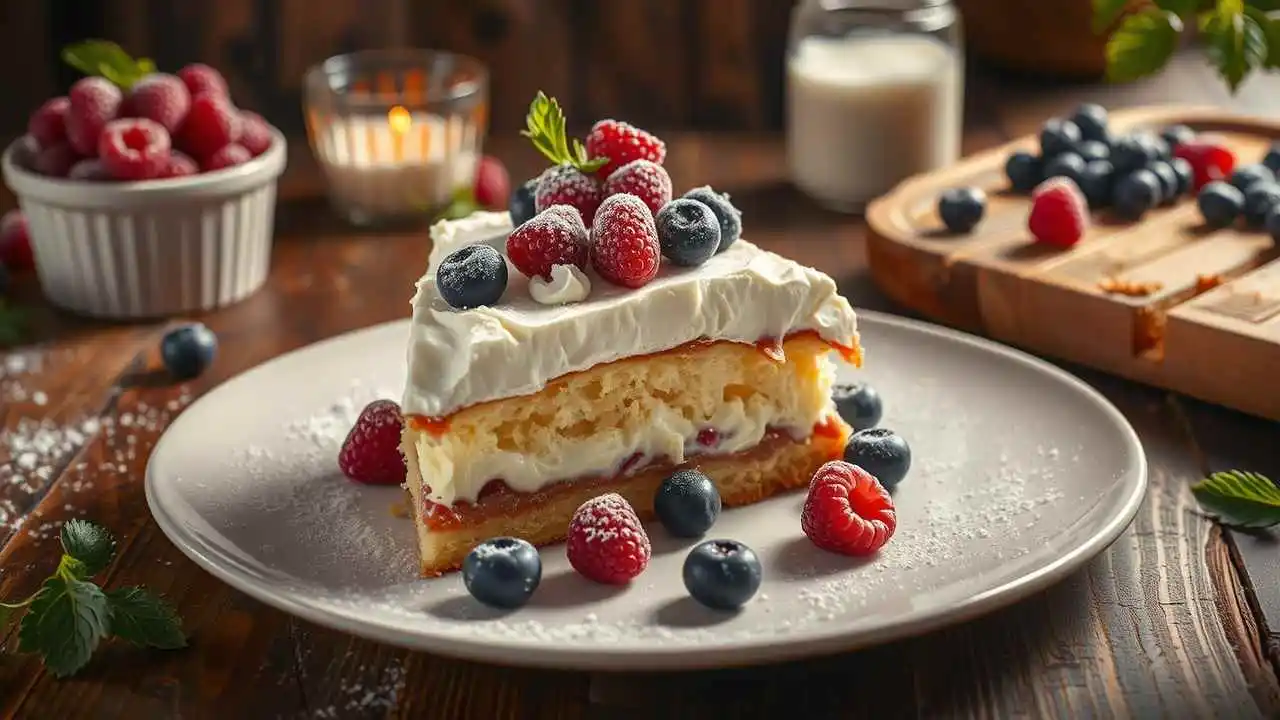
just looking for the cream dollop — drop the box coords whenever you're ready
[529,264,592,305]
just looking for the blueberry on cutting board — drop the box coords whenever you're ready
[937,187,986,233]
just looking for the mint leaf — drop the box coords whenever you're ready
[1105,10,1185,82]
[1192,470,1280,528]
[17,577,111,678]
[1155,0,1201,15]
[1245,7,1280,66]
[1094,0,1132,32]
[60,520,116,577]
[519,91,607,173]
[1202,7,1267,91]
[60,40,150,90]
[105,587,186,650]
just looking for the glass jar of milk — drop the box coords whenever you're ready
[787,0,963,212]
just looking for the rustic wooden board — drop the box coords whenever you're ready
[867,106,1280,423]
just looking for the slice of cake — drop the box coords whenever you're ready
[401,205,862,576]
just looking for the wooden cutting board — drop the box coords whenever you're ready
[866,106,1280,422]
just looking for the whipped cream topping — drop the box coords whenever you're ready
[404,211,860,418]
[529,264,592,305]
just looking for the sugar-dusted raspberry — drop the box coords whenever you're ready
[158,152,198,179]
[585,119,667,180]
[1028,177,1089,248]
[566,493,651,584]
[506,204,589,280]
[534,164,603,225]
[32,143,80,178]
[99,118,172,181]
[68,158,111,182]
[0,210,33,271]
[337,399,407,485]
[590,193,661,288]
[177,63,229,99]
[603,159,672,217]
[123,73,191,132]
[801,460,897,556]
[66,77,123,156]
[202,143,251,172]
[474,155,510,210]
[238,111,274,156]
[28,97,70,148]
[176,94,242,160]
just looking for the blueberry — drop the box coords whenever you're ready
[1146,161,1179,205]
[654,198,720,267]
[1197,181,1245,229]
[1266,207,1280,241]
[1243,182,1280,228]
[937,187,986,233]
[1043,152,1086,183]
[1077,160,1116,209]
[1005,151,1043,193]
[509,178,539,227]
[1076,140,1110,163]
[654,469,722,538]
[683,186,742,253]
[831,382,883,431]
[1160,124,1196,151]
[1039,118,1082,158]
[1229,164,1275,194]
[1110,134,1159,174]
[1263,143,1280,175]
[436,244,508,310]
[1171,157,1193,196]
[462,537,542,609]
[1111,169,1162,220]
[682,539,762,611]
[1145,134,1172,162]
[160,323,218,380]
[1070,103,1109,142]
[843,428,911,490]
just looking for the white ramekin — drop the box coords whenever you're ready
[1,131,287,319]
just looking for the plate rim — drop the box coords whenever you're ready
[145,309,1148,671]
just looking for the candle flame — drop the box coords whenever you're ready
[388,106,411,135]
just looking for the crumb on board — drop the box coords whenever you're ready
[1194,274,1225,293]
[1098,277,1164,297]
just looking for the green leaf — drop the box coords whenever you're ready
[1156,0,1201,15]
[17,577,111,678]
[60,40,150,90]
[60,520,116,578]
[1094,0,1132,33]
[518,91,608,173]
[1192,470,1280,528]
[1248,0,1280,9]
[1201,6,1268,91]
[105,587,187,650]
[0,300,28,347]
[1245,7,1280,66]
[1105,10,1184,83]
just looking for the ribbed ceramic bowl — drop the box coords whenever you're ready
[1,131,287,319]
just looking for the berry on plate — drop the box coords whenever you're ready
[160,322,218,380]
[1042,152,1086,184]
[566,493,651,584]
[436,243,509,309]
[28,97,70,148]
[1028,177,1089,248]
[1039,118,1081,158]
[535,164,603,225]
[509,178,539,227]
[801,460,896,556]
[1229,164,1274,195]
[462,537,542,609]
[507,204,589,280]
[0,211,33,271]
[682,539,763,610]
[1146,161,1179,206]
[238,111,274,157]
[655,198,720,267]
[474,155,511,210]
[1069,103,1109,143]
[176,94,242,160]
[1077,160,1115,209]
[1242,182,1280,228]
[654,469,722,538]
[177,63,229,99]
[1005,151,1043,193]
[1112,169,1162,220]
[123,73,191,132]
[843,428,912,490]
[33,143,79,178]
[99,118,172,181]
[603,159,672,217]
[201,143,252,172]
[590,193,661,288]
[337,399,407,486]
[1197,181,1244,229]
[937,187,986,233]
[66,77,123,156]
[832,382,882,431]
[1173,136,1235,192]
[682,186,742,253]
[585,118,667,180]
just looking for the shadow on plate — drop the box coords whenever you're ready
[424,593,515,621]
[651,596,739,628]
[767,536,875,581]
[528,570,627,609]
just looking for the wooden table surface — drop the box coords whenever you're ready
[2,57,1280,719]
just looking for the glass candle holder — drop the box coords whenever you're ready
[304,49,488,227]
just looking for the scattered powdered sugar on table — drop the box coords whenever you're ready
[303,660,406,719]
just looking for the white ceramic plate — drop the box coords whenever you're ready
[146,311,1146,671]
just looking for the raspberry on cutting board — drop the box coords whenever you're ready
[585,119,667,180]
[801,460,897,556]
[566,493,652,584]
[1028,177,1090,248]
[590,193,662,288]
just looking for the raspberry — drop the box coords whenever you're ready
[535,164,603,224]
[590,193,661,288]
[337,399,407,485]
[98,118,172,181]
[68,158,111,182]
[176,94,242,160]
[66,77,123,156]
[177,63,229,99]
[1174,136,1236,192]
[238,111,274,156]
[32,143,79,178]
[1028,177,1089,248]
[28,97,69,148]
[0,211,33,271]
[506,205,589,279]
[602,159,672,217]
[202,143,252,172]
[566,493,651,584]
[158,152,198,179]
[585,119,667,180]
[122,73,191,132]
[474,155,511,210]
[801,461,896,556]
